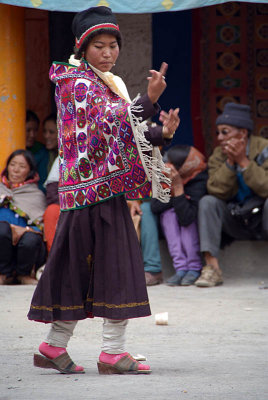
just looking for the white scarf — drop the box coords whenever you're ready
[68,55,131,102]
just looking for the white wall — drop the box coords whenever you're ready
[113,13,152,101]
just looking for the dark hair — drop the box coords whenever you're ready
[3,149,37,181]
[26,110,40,126]
[166,145,191,170]
[74,28,122,60]
[43,113,57,126]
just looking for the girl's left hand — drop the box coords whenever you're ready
[160,108,180,139]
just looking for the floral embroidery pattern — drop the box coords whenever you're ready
[50,61,153,211]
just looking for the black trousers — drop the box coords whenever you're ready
[0,222,46,277]
[198,196,268,258]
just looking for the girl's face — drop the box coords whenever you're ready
[43,119,58,151]
[85,33,119,72]
[7,155,30,184]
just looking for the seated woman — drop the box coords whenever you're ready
[128,199,163,286]
[0,149,47,285]
[43,156,60,254]
[151,145,208,286]
[43,113,58,176]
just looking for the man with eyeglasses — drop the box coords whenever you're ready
[195,102,268,287]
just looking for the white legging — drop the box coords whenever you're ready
[46,319,128,354]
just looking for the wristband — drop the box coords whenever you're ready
[162,126,175,139]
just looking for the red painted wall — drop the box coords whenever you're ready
[25,8,51,143]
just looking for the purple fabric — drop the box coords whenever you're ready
[160,208,202,271]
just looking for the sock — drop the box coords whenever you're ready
[39,342,66,359]
[99,351,150,370]
[99,351,128,365]
[39,342,84,372]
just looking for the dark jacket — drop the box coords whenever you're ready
[151,169,208,226]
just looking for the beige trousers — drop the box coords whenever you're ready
[46,319,128,354]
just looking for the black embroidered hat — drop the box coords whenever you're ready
[216,102,253,131]
[72,6,120,50]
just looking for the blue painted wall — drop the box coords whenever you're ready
[152,10,193,148]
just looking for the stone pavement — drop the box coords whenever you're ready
[0,241,268,400]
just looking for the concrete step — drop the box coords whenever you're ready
[159,239,268,281]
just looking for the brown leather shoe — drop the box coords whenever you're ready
[145,272,163,286]
[0,274,7,285]
[17,275,38,285]
[195,265,223,287]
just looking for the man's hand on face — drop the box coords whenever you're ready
[225,135,249,167]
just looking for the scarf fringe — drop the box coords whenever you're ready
[128,101,171,203]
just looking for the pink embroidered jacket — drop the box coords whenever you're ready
[50,60,166,211]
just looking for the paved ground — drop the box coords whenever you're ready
[0,242,268,400]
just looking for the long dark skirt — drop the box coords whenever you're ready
[28,196,151,322]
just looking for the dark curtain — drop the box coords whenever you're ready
[49,11,75,112]
[152,10,194,148]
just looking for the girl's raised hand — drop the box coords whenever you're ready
[147,62,168,104]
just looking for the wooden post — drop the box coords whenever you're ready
[0,5,25,171]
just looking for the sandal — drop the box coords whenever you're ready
[33,352,85,374]
[97,353,151,375]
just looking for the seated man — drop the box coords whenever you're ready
[128,200,163,286]
[196,102,268,287]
